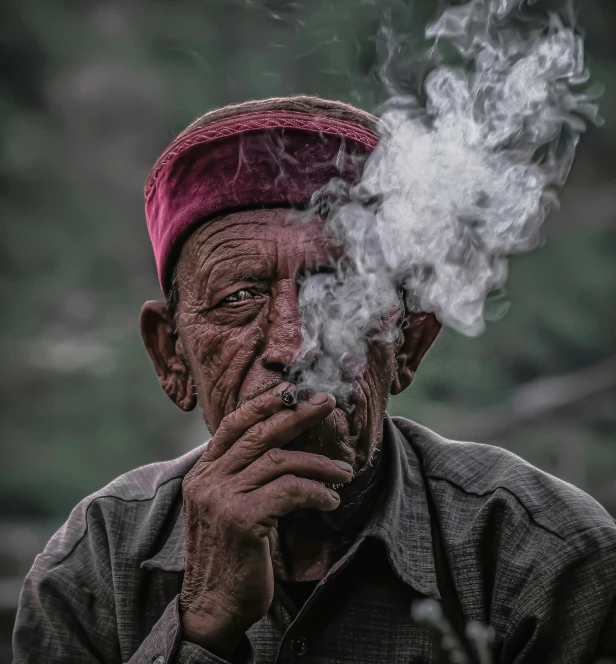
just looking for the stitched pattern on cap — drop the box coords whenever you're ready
[145,111,379,197]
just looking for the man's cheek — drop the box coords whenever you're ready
[190,320,265,416]
[192,319,264,365]
[362,344,395,407]
[366,339,394,372]
[206,302,264,328]
[207,348,258,418]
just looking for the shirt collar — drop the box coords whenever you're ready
[140,417,441,601]
[360,416,441,600]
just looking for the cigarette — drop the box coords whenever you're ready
[280,389,297,407]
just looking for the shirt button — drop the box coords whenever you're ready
[291,637,308,656]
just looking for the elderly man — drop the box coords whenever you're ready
[13,97,616,664]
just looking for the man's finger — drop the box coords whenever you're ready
[236,448,353,491]
[243,475,340,524]
[201,383,296,463]
[221,394,336,473]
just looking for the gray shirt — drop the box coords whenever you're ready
[12,417,616,663]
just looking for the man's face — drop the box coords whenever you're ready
[173,208,400,471]
[142,206,440,474]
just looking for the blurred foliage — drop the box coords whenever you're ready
[0,0,615,529]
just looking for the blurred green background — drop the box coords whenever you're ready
[1,0,615,658]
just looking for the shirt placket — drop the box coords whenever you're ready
[262,538,366,663]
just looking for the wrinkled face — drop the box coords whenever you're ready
[173,208,399,470]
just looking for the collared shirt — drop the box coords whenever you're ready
[12,417,616,664]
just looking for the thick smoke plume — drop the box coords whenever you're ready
[291,0,602,399]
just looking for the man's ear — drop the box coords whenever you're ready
[140,301,197,412]
[390,312,442,396]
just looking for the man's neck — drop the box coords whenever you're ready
[271,443,386,582]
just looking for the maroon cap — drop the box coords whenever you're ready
[145,98,379,294]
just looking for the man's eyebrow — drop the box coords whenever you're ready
[204,264,271,292]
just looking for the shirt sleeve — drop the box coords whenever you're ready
[12,499,121,663]
[500,525,616,664]
[12,499,254,664]
[125,595,254,664]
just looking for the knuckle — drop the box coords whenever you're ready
[265,447,285,466]
[218,408,241,432]
[240,427,261,446]
[254,418,274,436]
[281,474,303,497]
[232,446,257,469]
[313,453,333,468]
[240,397,268,423]
[246,398,265,416]
[240,421,271,447]
[307,479,328,501]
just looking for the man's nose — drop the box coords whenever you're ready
[261,280,303,372]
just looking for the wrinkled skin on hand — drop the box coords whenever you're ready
[176,384,350,654]
[140,208,441,652]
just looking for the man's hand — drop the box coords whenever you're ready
[179,383,353,658]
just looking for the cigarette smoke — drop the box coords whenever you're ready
[290,0,602,399]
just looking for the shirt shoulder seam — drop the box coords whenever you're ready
[425,472,568,543]
[50,473,185,568]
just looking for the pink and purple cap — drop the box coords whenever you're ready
[144,97,379,295]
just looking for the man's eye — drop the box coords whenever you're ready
[220,289,261,305]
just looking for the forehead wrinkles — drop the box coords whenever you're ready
[176,217,264,298]
[181,211,283,269]
[176,209,341,294]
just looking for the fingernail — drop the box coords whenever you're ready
[331,460,353,474]
[327,488,340,501]
[309,392,330,405]
[273,382,293,395]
